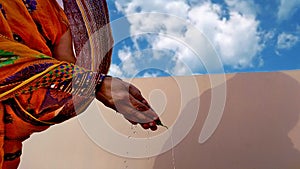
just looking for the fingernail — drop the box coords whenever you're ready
[150,125,157,131]
[142,123,150,129]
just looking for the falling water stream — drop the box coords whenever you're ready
[168,129,176,169]
[124,125,176,169]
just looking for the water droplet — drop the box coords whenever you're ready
[168,130,176,169]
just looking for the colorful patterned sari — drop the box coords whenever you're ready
[0,0,113,168]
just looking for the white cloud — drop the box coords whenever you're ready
[262,30,276,42]
[109,64,124,77]
[113,0,264,76]
[142,72,160,78]
[188,2,262,68]
[110,42,191,78]
[278,0,300,21]
[277,32,299,49]
[225,0,258,16]
[115,0,190,18]
[117,46,139,76]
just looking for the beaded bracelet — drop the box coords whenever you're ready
[95,73,110,93]
[96,73,107,86]
[60,72,109,97]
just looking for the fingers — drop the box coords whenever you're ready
[145,121,158,131]
[129,94,149,111]
[128,84,152,109]
[100,77,160,131]
[126,117,157,130]
[118,79,152,109]
[141,122,158,131]
[127,85,159,131]
[129,95,158,121]
[123,105,155,124]
[119,96,159,131]
[123,109,158,131]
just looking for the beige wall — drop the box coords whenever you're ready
[19,71,300,169]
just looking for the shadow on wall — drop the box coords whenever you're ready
[153,72,300,169]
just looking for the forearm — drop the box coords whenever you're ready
[0,40,99,169]
[0,37,106,128]
[0,35,101,98]
[52,29,77,64]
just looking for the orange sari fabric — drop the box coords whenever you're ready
[0,0,113,168]
[0,1,71,168]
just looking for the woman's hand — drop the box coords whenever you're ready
[95,76,160,131]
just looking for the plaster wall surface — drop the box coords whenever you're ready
[19,71,300,169]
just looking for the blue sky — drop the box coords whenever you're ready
[105,0,300,78]
[58,0,300,77]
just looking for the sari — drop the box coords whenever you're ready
[0,0,113,168]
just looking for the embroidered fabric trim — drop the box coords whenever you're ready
[21,63,108,97]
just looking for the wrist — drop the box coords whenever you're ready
[95,74,110,93]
